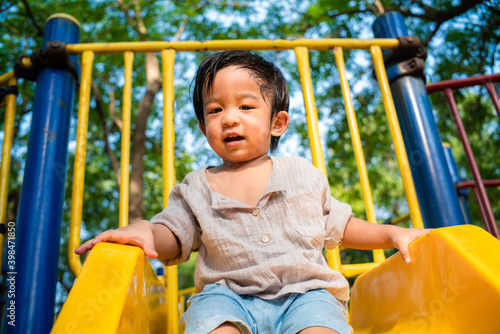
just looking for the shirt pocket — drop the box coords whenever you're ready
[284,192,326,241]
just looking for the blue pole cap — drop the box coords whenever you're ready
[373,12,408,38]
[47,13,81,29]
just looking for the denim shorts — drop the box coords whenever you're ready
[180,284,352,334]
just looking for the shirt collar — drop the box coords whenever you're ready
[208,156,287,210]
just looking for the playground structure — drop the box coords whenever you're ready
[0,11,499,334]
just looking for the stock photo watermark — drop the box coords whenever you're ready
[6,221,17,327]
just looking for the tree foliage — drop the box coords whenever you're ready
[1,0,499,309]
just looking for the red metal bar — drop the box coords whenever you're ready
[426,73,500,93]
[471,187,488,229]
[443,88,499,238]
[484,82,500,121]
[456,179,500,189]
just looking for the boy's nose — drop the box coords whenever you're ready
[221,110,240,127]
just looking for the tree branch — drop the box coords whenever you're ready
[91,80,121,186]
[373,0,385,16]
[394,0,484,46]
[129,53,162,223]
[116,0,148,40]
[398,0,483,22]
[107,87,123,132]
[172,17,189,42]
[422,19,443,46]
[21,0,43,37]
[0,3,15,13]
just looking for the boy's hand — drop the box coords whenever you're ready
[74,220,159,259]
[389,227,431,264]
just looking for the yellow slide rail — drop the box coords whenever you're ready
[53,242,168,333]
[0,38,424,333]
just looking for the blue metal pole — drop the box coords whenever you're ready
[5,14,80,334]
[372,12,466,228]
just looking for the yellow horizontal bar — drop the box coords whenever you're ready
[390,212,411,225]
[0,72,15,87]
[178,287,197,315]
[370,46,424,229]
[68,50,94,277]
[178,287,197,296]
[340,262,381,278]
[119,51,134,228]
[66,38,400,55]
[0,59,32,87]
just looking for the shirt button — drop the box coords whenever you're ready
[261,234,271,243]
[252,208,260,216]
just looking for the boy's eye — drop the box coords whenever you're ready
[208,108,222,114]
[241,105,252,110]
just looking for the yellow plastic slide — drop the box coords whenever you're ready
[350,225,500,333]
[52,243,167,333]
[53,225,500,333]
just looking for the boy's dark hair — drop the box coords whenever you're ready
[193,50,289,152]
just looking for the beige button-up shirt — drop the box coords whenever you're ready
[151,156,353,301]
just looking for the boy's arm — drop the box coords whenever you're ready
[75,220,181,260]
[341,217,431,263]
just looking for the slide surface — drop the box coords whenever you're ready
[350,225,500,333]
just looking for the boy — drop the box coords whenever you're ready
[76,50,429,334]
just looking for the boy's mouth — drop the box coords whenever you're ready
[224,134,244,145]
[225,135,244,142]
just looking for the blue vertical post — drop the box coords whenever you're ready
[5,14,80,333]
[372,12,466,228]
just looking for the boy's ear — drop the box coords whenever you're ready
[271,111,290,137]
[198,121,207,136]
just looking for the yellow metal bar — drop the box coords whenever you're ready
[333,47,385,263]
[390,212,411,225]
[161,49,179,334]
[119,51,134,228]
[341,262,381,278]
[178,287,197,315]
[0,72,15,87]
[178,286,196,296]
[161,49,177,201]
[294,47,327,175]
[294,46,343,271]
[370,46,424,229]
[68,50,94,276]
[0,77,18,270]
[66,38,400,55]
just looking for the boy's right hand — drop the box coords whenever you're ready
[74,220,159,259]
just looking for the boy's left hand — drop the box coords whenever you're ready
[389,227,431,264]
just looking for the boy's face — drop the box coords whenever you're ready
[199,65,288,164]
